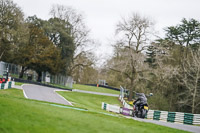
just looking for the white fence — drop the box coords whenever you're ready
[102,102,120,113]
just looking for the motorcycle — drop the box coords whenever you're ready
[132,93,153,118]
[133,103,149,118]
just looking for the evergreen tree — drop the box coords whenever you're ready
[165,18,200,48]
[26,16,75,75]
[26,24,64,82]
[145,45,157,68]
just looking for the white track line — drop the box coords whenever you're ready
[54,90,73,106]
[22,84,28,99]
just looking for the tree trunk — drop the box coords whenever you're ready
[169,94,173,111]
[192,68,199,114]
[128,78,134,101]
[19,66,25,78]
[129,51,135,101]
[0,50,5,60]
[37,71,42,82]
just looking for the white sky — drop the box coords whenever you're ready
[13,0,200,62]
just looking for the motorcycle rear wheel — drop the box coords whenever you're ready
[141,109,147,118]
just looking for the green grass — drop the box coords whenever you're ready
[50,83,120,94]
[15,82,25,86]
[57,91,120,112]
[0,89,189,133]
[10,74,28,80]
[73,84,120,94]
[48,83,72,89]
[0,88,24,98]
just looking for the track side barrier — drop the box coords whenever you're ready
[0,81,15,89]
[102,102,133,116]
[102,102,120,113]
[118,86,200,125]
[146,110,200,125]
[102,101,200,125]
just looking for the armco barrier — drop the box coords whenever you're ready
[118,87,200,125]
[0,81,14,89]
[193,114,200,125]
[102,102,132,116]
[119,95,132,109]
[102,102,200,125]
[146,110,154,119]
[160,111,168,122]
[1,83,5,89]
[121,108,132,116]
[146,110,200,125]
[153,110,161,120]
[184,113,193,125]
[102,102,120,113]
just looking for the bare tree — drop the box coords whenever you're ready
[109,46,148,90]
[50,5,90,53]
[153,49,179,111]
[110,13,154,100]
[116,13,154,53]
[147,39,200,113]
[72,52,98,84]
[177,49,200,113]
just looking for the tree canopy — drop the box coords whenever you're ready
[0,0,92,82]
[165,18,200,48]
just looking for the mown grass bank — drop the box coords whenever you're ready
[14,82,25,86]
[73,84,120,94]
[57,91,120,112]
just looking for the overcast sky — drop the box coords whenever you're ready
[13,0,200,61]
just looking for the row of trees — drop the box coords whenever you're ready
[1,0,199,113]
[0,0,97,82]
[101,14,200,113]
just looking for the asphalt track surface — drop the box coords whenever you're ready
[22,84,72,106]
[130,117,200,133]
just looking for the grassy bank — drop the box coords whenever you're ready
[0,89,188,133]
[57,91,120,112]
[73,84,120,94]
[14,82,25,86]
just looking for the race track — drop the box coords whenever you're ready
[22,84,72,106]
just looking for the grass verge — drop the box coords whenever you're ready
[57,91,120,112]
[15,82,25,86]
[73,84,120,94]
[48,83,72,89]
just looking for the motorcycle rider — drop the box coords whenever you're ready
[133,93,147,113]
